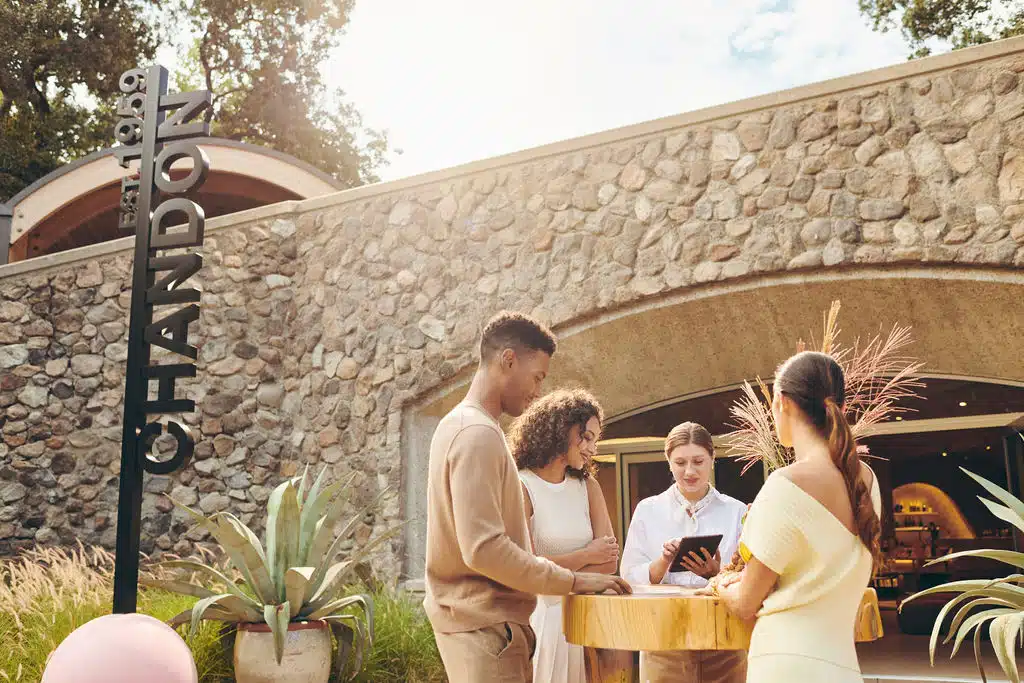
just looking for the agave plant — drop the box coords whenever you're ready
[900,461,1024,683]
[144,467,400,678]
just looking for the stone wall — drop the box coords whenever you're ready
[3,39,1024,579]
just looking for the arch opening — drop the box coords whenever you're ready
[401,266,1024,581]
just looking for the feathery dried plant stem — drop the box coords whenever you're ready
[820,300,842,355]
[726,299,924,476]
[727,381,789,475]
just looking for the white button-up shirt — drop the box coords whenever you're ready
[620,485,747,588]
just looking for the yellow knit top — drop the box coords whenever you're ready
[738,469,882,673]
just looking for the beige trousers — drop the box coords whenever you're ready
[640,650,747,683]
[434,622,537,683]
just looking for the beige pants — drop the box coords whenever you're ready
[434,622,536,683]
[640,650,747,683]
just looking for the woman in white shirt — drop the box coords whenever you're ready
[509,389,622,683]
[620,421,748,683]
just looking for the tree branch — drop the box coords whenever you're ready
[199,30,215,99]
[211,85,246,108]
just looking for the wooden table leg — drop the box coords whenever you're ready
[585,647,634,683]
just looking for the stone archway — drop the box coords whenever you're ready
[402,264,1024,579]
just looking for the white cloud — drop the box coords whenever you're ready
[326,0,913,182]
[731,11,793,53]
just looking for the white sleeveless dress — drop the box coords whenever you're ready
[520,469,593,683]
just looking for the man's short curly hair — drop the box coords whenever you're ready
[479,311,557,361]
[508,389,604,480]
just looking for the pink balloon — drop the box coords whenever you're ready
[42,613,198,683]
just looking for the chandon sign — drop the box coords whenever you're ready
[111,65,213,613]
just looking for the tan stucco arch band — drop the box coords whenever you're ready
[401,265,1024,579]
[411,265,1024,421]
[609,373,1024,426]
[5,138,341,251]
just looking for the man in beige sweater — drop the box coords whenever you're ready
[424,311,630,682]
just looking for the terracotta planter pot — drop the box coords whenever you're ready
[233,620,332,683]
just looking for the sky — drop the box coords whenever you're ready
[325,0,925,183]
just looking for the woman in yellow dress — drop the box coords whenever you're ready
[718,351,882,683]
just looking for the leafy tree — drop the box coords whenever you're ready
[0,0,154,201]
[172,0,387,187]
[0,0,385,204]
[859,0,1024,58]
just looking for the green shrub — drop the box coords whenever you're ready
[353,588,444,683]
[0,545,116,682]
[0,545,230,682]
[0,545,444,683]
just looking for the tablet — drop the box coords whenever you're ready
[668,534,723,574]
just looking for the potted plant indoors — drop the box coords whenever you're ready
[901,458,1024,683]
[145,468,399,683]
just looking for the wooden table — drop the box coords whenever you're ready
[564,586,883,682]
[564,585,752,652]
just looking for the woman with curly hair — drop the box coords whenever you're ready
[509,389,619,683]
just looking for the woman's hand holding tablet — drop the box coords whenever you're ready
[667,534,723,578]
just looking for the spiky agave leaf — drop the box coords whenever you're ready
[158,471,385,681]
[298,467,329,550]
[266,479,301,601]
[302,560,354,614]
[139,577,219,599]
[328,616,368,682]
[304,525,404,613]
[169,499,276,603]
[284,567,316,619]
[152,559,262,609]
[264,602,291,665]
[168,605,243,628]
[190,594,263,637]
[306,594,370,621]
[989,612,1024,683]
[305,479,387,567]
[307,487,396,590]
[903,469,1024,683]
[298,472,357,564]
[297,465,312,506]
[324,596,374,681]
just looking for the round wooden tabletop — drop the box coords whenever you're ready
[563,586,883,652]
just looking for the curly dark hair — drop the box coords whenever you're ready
[508,389,604,480]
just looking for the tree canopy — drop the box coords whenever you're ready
[859,0,1024,58]
[0,0,386,203]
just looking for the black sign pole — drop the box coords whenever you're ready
[111,65,213,613]
[113,65,167,614]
